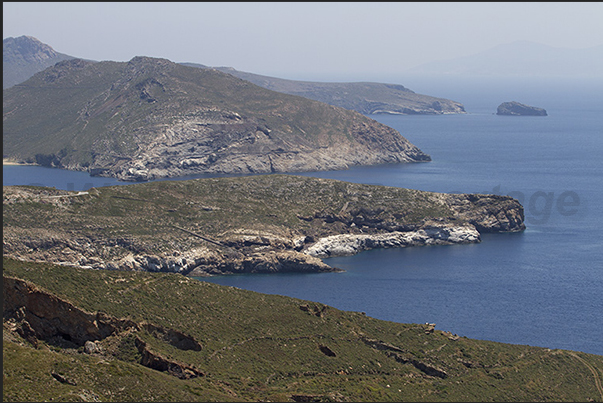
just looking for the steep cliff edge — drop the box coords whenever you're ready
[3,175,525,276]
[3,276,205,379]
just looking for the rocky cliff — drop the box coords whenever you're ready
[3,175,525,276]
[3,57,430,181]
[4,275,205,379]
[496,101,547,116]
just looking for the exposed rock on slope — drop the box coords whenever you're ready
[3,35,75,89]
[3,276,205,379]
[3,56,430,181]
[3,175,525,276]
[4,258,602,402]
[305,222,481,257]
[497,101,547,116]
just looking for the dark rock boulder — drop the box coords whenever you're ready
[496,101,547,116]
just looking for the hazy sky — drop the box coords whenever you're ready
[4,2,603,81]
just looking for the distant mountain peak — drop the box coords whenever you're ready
[3,35,59,61]
[3,35,76,89]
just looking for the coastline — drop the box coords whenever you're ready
[3,159,37,166]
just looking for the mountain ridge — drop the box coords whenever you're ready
[181,62,466,115]
[4,36,466,115]
[3,56,430,181]
[3,35,75,89]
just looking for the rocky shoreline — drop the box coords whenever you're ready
[3,206,523,278]
[305,222,481,258]
[1,222,487,277]
[3,176,525,276]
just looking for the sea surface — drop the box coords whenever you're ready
[3,77,602,355]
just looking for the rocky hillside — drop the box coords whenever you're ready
[3,36,466,115]
[183,63,466,115]
[3,175,525,276]
[4,257,603,402]
[3,56,430,181]
[3,35,75,89]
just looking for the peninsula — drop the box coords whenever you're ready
[3,57,430,181]
[3,175,525,276]
[183,63,466,115]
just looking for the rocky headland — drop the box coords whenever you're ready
[496,101,547,116]
[3,56,430,182]
[3,175,525,276]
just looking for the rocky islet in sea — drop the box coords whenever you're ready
[496,101,547,116]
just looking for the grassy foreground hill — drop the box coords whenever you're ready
[4,257,603,402]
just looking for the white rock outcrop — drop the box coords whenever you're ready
[304,223,480,257]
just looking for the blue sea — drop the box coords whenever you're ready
[3,76,602,355]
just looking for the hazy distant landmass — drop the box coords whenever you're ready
[405,40,603,78]
[2,36,75,89]
[182,63,466,115]
[3,36,466,115]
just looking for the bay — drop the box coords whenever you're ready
[3,77,602,355]
[203,77,603,356]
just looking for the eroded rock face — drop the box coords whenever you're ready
[496,101,547,116]
[2,276,138,345]
[304,223,481,257]
[3,276,205,379]
[445,193,526,233]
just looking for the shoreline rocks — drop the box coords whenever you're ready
[304,223,481,258]
[2,178,526,277]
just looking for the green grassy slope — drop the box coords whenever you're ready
[4,257,603,402]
